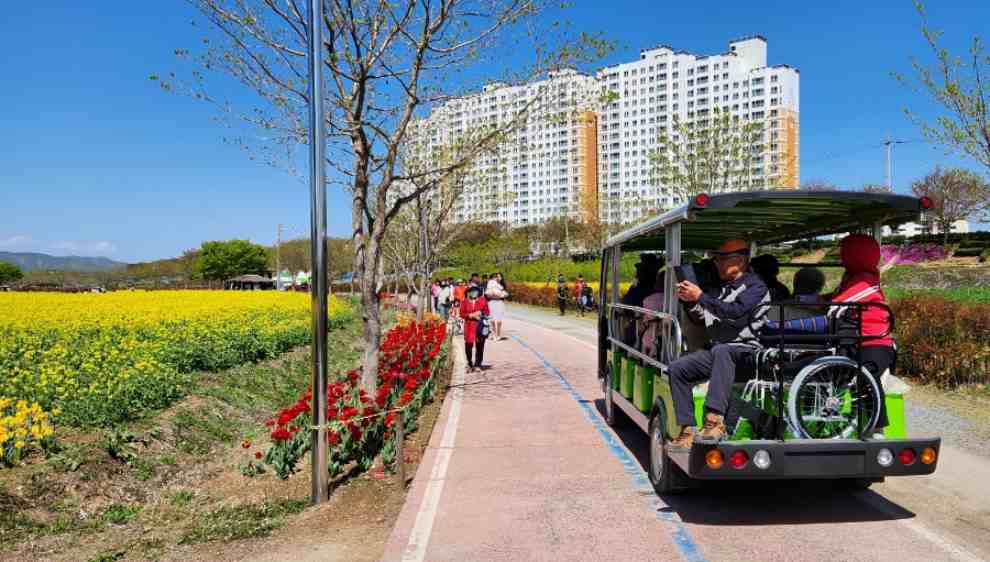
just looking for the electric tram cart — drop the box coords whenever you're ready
[598,191,941,493]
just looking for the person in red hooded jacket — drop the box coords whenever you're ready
[460,285,490,372]
[828,233,894,430]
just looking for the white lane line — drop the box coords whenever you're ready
[400,342,466,562]
[898,519,985,562]
[856,491,985,562]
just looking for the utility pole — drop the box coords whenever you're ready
[306,0,329,505]
[883,134,907,191]
[275,223,284,291]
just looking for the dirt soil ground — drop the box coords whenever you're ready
[0,322,451,562]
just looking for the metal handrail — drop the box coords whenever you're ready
[607,303,683,370]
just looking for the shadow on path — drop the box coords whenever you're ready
[591,398,917,527]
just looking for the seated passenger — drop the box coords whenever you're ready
[621,254,661,308]
[751,254,791,302]
[776,266,828,323]
[793,266,826,303]
[761,236,893,431]
[639,269,667,358]
[669,239,770,448]
[828,234,894,430]
[621,255,662,347]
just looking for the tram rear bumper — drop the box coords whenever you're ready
[681,438,941,479]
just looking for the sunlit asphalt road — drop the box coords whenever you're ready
[382,304,990,562]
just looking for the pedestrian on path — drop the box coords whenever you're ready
[436,279,451,321]
[485,272,509,340]
[431,279,441,313]
[460,285,490,372]
[573,275,588,317]
[556,274,568,316]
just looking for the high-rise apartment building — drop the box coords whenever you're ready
[598,36,800,224]
[415,69,600,227]
[417,35,799,227]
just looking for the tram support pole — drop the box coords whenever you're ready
[307,0,329,505]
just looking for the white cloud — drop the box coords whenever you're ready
[48,240,118,256]
[0,235,31,249]
[91,241,118,254]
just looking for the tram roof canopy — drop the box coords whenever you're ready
[606,190,927,251]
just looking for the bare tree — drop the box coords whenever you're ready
[897,1,990,170]
[911,166,990,245]
[650,109,766,200]
[801,179,840,192]
[162,0,609,390]
[861,183,893,194]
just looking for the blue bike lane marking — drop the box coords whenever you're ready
[512,334,707,562]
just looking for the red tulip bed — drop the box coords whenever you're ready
[257,318,448,480]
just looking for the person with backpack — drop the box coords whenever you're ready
[556,274,568,316]
[460,285,491,372]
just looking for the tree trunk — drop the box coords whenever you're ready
[358,238,382,393]
[416,270,427,322]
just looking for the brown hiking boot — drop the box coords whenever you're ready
[669,426,696,449]
[695,412,727,443]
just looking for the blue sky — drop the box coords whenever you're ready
[1,1,987,263]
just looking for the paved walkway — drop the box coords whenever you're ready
[381,306,990,562]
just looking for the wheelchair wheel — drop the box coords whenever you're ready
[787,356,882,439]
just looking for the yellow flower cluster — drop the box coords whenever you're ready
[0,397,55,466]
[0,291,351,427]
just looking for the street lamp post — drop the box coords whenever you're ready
[306,0,329,505]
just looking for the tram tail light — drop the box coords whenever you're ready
[920,447,937,465]
[899,448,916,466]
[729,450,749,469]
[705,449,724,470]
[753,450,772,470]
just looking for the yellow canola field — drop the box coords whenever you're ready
[0,291,350,427]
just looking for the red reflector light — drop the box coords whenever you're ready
[919,196,933,209]
[695,193,710,207]
[729,450,749,469]
[899,448,916,465]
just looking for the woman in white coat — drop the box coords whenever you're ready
[485,272,509,340]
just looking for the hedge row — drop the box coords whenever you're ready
[507,285,990,387]
[894,296,990,387]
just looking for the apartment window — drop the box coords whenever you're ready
[771,75,779,83]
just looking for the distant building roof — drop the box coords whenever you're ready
[228,274,273,283]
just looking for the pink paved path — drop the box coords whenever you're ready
[381,313,987,562]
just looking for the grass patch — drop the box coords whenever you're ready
[886,287,990,304]
[178,499,308,545]
[169,490,195,508]
[0,510,46,546]
[171,407,235,455]
[102,504,142,525]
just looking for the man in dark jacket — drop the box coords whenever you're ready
[669,239,770,447]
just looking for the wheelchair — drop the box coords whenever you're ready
[735,301,892,441]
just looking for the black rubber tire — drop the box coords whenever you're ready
[648,411,690,495]
[841,477,882,491]
[604,369,625,428]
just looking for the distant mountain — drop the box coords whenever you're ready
[0,251,127,272]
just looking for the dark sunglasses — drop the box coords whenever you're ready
[712,249,750,259]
